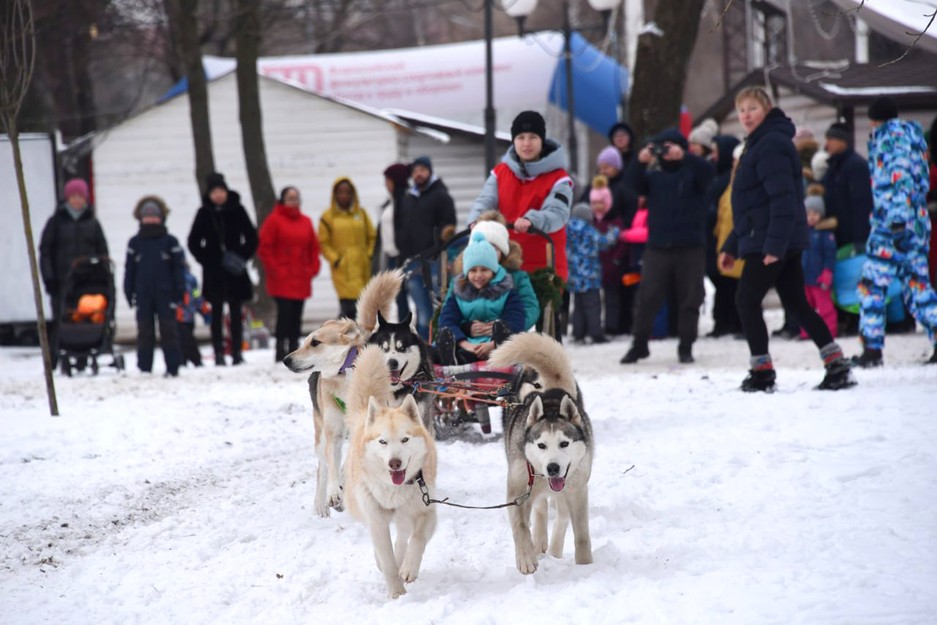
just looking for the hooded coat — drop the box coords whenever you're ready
[187,189,258,302]
[725,108,808,259]
[318,177,376,300]
[468,139,574,279]
[821,147,873,248]
[258,202,321,300]
[124,196,186,308]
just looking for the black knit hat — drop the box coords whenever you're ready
[868,97,898,122]
[825,122,852,143]
[511,110,546,141]
[205,172,228,192]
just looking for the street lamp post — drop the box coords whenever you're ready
[502,0,621,178]
[484,0,496,174]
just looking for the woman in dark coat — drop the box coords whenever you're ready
[719,86,854,392]
[187,172,258,365]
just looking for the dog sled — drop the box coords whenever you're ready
[401,223,560,437]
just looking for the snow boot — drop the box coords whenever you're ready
[741,368,776,393]
[927,346,937,365]
[620,338,650,364]
[816,358,857,390]
[677,341,694,364]
[850,348,883,368]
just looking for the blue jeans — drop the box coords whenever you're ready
[405,259,439,341]
[386,255,411,320]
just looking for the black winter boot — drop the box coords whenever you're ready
[620,338,650,364]
[741,368,776,392]
[850,348,883,368]
[817,357,857,390]
[926,346,937,365]
[677,341,694,364]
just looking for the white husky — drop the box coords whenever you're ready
[344,344,438,599]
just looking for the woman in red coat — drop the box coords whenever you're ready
[258,186,321,361]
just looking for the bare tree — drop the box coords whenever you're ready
[627,0,707,143]
[0,0,59,416]
[165,0,216,194]
[235,0,276,323]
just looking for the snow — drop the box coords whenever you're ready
[2,319,936,625]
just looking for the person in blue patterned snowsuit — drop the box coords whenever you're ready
[566,202,620,343]
[853,97,937,367]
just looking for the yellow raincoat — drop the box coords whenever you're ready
[318,177,376,300]
[715,182,744,279]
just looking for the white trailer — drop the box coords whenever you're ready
[0,133,57,344]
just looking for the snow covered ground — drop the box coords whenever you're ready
[1,318,936,625]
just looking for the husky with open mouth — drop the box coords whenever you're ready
[367,311,436,437]
[489,333,594,575]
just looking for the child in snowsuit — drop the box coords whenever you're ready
[176,261,212,367]
[567,201,620,343]
[436,232,526,365]
[124,196,186,376]
[802,194,838,339]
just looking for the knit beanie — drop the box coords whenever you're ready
[596,146,623,170]
[688,118,719,148]
[411,155,433,174]
[652,127,689,151]
[804,194,825,217]
[462,231,500,274]
[571,202,594,224]
[205,172,228,192]
[825,122,852,143]
[868,96,898,122]
[471,220,510,257]
[589,186,613,212]
[383,162,411,189]
[63,178,89,202]
[511,110,546,141]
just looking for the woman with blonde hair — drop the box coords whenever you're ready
[718,86,855,392]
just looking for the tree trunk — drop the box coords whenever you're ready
[627,0,706,144]
[166,0,215,195]
[235,0,276,325]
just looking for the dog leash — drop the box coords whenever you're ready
[413,462,539,509]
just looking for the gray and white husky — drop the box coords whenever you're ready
[367,311,436,437]
[489,333,594,574]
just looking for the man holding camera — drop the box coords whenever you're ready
[620,128,715,365]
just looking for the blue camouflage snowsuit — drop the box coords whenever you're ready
[859,118,937,349]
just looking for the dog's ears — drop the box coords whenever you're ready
[367,396,382,425]
[377,310,388,327]
[342,325,362,342]
[400,394,423,426]
[526,395,544,427]
[559,395,582,426]
[399,311,414,329]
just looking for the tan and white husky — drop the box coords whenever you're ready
[344,344,438,599]
[283,269,403,517]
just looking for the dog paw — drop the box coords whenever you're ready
[314,503,331,518]
[575,550,593,565]
[516,547,539,575]
[327,491,344,511]
[388,582,407,599]
[398,563,420,583]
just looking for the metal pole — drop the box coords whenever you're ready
[484,0,497,175]
[563,0,578,177]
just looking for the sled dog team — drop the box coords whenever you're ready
[284,270,594,598]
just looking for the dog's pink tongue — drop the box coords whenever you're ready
[391,469,407,485]
[548,477,566,492]
[390,370,401,384]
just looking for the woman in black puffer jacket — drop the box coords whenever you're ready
[719,86,854,393]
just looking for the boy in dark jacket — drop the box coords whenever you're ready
[125,197,186,376]
[436,232,526,365]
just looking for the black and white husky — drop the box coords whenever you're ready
[367,311,436,436]
[489,333,594,575]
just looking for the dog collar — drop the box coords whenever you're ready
[338,346,359,375]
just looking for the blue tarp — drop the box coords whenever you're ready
[548,32,630,136]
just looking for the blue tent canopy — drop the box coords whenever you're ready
[548,32,630,136]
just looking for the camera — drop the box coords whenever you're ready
[649,143,669,159]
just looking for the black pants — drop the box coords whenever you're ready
[339,299,357,320]
[386,255,411,319]
[735,251,833,356]
[571,289,603,340]
[208,294,243,357]
[178,321,202,366]
[711,274,742,334]
[632,247,705,345]
[275,297,305,360]
[136,297,182,374]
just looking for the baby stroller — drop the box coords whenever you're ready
[55,256,125,376]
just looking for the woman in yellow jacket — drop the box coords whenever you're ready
[318,177,376,319]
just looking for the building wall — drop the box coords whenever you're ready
[92,74,402,337]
